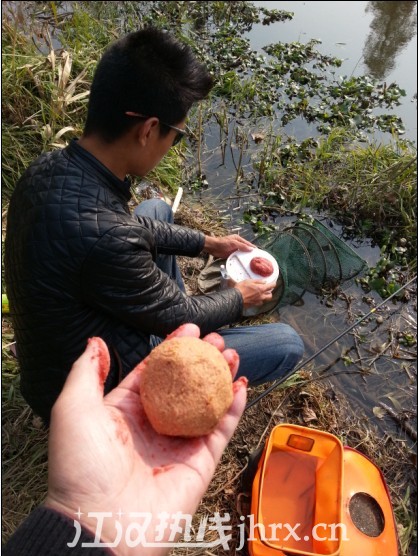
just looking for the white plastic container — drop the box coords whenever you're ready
[225,249,280,316]
[226,248,279,284]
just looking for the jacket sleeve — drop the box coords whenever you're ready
[135,215,205,257]
[81,225,243,337]
[2,506,112,555]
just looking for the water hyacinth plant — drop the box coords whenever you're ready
[2,0,416,278]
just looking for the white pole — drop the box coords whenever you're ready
[172,187,183,214]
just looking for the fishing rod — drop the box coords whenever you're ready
[245,275,417,410]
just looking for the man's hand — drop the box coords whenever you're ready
[45,324,247,555]
[203,234,255,259]
[234,279,277,309]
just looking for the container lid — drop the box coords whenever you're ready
[226,248,279,284]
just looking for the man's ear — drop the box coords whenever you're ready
[136,117,159,147]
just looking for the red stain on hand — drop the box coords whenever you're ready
[88,337,110,387]
[110,411,130,445]
[222,348,240,378]
[233,376,248,393]
[152,464,175,476]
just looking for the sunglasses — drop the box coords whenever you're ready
[125,111,188,146]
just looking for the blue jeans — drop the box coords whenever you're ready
[134,199,304,385]
[134,200,186,293]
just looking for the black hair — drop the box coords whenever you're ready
[84,27,214,142]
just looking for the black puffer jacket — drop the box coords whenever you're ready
[4,140,243,421]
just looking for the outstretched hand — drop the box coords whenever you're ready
[45,323,247,555]
[203,234,255,259]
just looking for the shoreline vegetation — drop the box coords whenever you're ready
[2,2,416,554]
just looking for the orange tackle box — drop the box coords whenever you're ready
[242,424,398,556]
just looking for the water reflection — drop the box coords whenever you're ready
[363,1,417,79]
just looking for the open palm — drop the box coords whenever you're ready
[45,323,247,555]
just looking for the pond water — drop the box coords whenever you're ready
[245,2,416,435]
[194,2,417,440]
[239,1,417,435]
[249,0,417,144]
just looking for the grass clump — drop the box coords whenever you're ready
[1,3,116,201]
[249,127,416,267]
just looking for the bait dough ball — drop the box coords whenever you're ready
[140,337,233,437]
[250,256,274,277]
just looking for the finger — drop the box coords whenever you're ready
[233,234,256,246]
[203,335,239,378]
[117,330,237,401]
[263,280,277,291]
[234,236,255,251]
[119,323,202,387]
[166,323,200,340]
[264,291,273,301]
[222,348,240,378]
[202,332,225,352]
[207,377,247,458]
[250,279,267,285]
[56,337,111,406]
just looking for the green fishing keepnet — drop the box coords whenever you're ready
[259,218,368,307]
[198,218,368,312]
